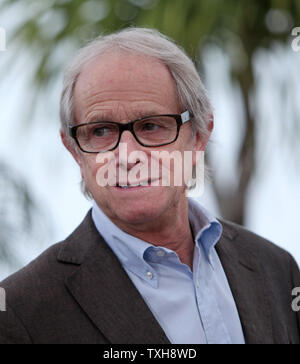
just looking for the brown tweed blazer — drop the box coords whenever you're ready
[0,210,299,344]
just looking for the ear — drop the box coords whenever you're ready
[192,115,214,166]
[194,115,214,152]
[60,129,83,168]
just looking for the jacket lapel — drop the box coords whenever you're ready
[216,221,273,344]
[58,211,170,344]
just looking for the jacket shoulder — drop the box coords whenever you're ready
[0,210,96,298]
[0,242,70,344]
[220,219,293,257]
[219,219,300,276]
[0,242,73,301]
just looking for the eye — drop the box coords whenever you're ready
[92,126,111,137]
[142,122,162,131]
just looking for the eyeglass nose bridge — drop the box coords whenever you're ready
[116,120,141,147]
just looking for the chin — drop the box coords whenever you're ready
[115,204,162,225]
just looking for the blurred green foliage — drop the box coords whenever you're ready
[2,0,299,84]
[0,162,47,273]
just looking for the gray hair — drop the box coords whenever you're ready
[59,27,212,195]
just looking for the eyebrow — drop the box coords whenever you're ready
[85,109,169,123]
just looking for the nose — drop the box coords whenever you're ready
[119,130,139,149]
[117,130,143,170]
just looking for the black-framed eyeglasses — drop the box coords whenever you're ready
[69,110,192,153]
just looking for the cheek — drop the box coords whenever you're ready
[169,135,195,184]
[80,155,99,183]
[151,151,192,188]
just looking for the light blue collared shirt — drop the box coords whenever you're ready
[92,198,245,344]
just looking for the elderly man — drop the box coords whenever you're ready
[0,28,299,344]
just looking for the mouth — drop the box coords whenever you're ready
[118,185,145,189]
[114,179,160,190]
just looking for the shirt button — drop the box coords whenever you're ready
[157,250,165,257]
[146,271,153,279]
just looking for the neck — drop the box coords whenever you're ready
[110,197,195,270]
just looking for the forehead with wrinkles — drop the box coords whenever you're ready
[73,50,180,123]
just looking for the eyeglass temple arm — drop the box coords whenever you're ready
[181,110,192,124]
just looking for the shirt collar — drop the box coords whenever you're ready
[188,198,223,264]
[92,198,222,284]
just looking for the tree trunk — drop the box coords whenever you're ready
[210,69,256,226]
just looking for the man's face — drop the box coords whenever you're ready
[64,51,204,229]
